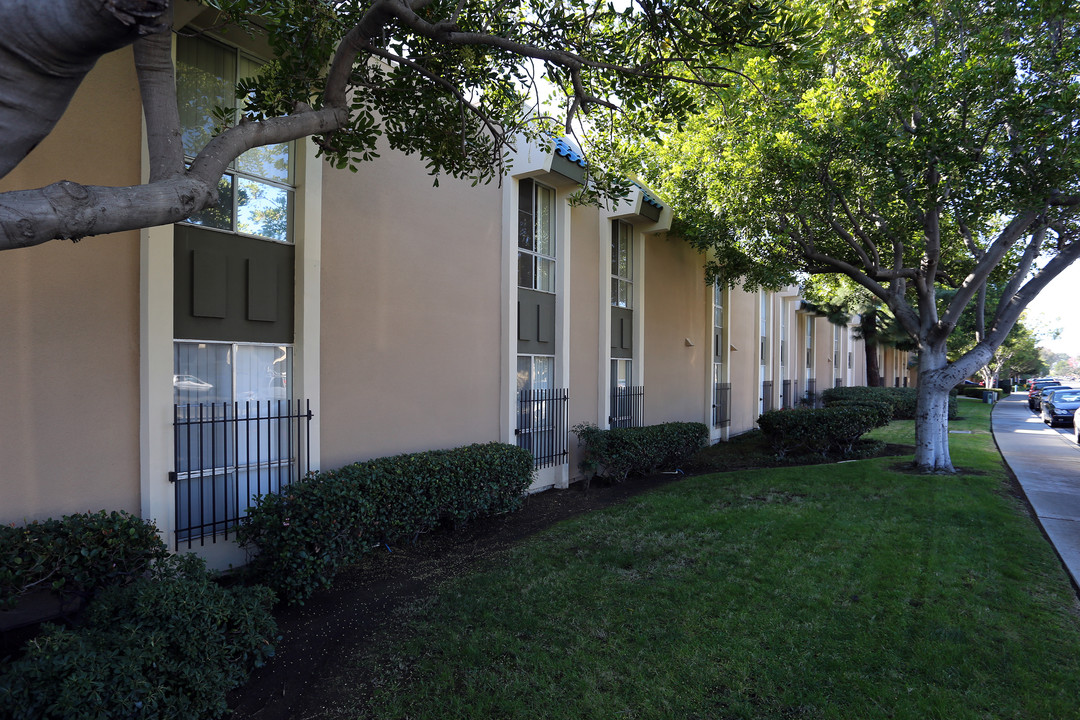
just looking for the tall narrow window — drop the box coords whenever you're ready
[713,283,730,427]
[609,358,641,428]
[173,342,301,543]
[806,319,814,368]
[611,221,633,308]
[177,34,295,243]
[518,178,556,292]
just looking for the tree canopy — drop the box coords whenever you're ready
[0,0,810,251]
[644,0,1080,470]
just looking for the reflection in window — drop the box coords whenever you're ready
[518,178,555,292]
[176,34,295,243]
[611,221,633,308]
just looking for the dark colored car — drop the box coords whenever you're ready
[1035,384,1073,413]
[1029,380,1062,411]
[1043,389,1080,427]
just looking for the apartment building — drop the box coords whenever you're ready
[0,8,910,568]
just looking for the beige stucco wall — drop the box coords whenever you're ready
[725,285,760,434]
[318,149,503,469]
[567,203,601,478]
[0,50,143,524]
[642,233,707,425]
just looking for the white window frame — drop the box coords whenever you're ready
[176,33,296,244]
[517,178,557,293]
[611,220,633,309]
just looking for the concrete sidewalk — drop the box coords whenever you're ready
[990,392,1080,588]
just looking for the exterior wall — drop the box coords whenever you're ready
[0,49,143,524]
[641,233,707,425]
[568,203,602,479]
[726,285,761,434]
[318,150,503,469]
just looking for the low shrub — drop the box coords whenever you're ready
[821,385,958,420]
[0,554,277,720]
[757,404,892,458]
[237,442,534,605]
[572,422,709,483]
[958,386,1006,400]
[0,510,169,609]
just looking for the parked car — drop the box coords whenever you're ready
[1034,384,1073,413]
[1029,380,1062,411]
[1042,389,1080,427]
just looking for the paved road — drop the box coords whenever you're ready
[991,392,1080,589]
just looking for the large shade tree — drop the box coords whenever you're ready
[0,0,811,251]
[645,0,1080,471]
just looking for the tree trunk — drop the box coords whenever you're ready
[913,345,954,472]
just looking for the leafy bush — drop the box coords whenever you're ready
[572,422,709,484]
[0,554,277,720]
[757,404,892,458]
[821,385,958,420]
[0,510,168,609]
[237,442,534,605]
[958,386,1007,400]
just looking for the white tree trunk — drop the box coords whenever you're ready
[914,345,955,472]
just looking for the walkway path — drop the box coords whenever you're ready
[990,392,1080,588]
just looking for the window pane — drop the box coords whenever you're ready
[234,345,292,403]
[535,186,553,256]
[611,277,619,306]
[237,143,293,185]
[174,342,232,405]
[518,180,534,250]
[236,177,291,241]
[538,257,555,293]
[176,36,236,157]
[517,356,531,393]
[185,175,234,230]
[518,251,534,289]
[533,356,554,390]
[619,236,631,279]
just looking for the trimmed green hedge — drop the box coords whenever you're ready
[957,386,1008,400]
[572,422,709,484]
[0,554,277,720]
[0,510,169,610]
[237,442,534,605]
[820,386,958,420]
[757,404,892,457]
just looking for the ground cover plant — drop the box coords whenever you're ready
[332,398,1080,719]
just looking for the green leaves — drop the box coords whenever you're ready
[0,554,277,720]
[0,511,169,610]
[237,442,535,605]
[572,422,709,483]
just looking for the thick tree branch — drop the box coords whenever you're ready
[0,0,169,179]
[133,25,183,182]
[940,210,1039,329]
[0,105,347,250]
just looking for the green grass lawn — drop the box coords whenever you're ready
[347,398,1080,719]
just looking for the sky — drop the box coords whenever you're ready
[1023,260,1080,357]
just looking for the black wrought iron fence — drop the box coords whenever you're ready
[609,385,644,428]
[713,383,731,427]
[762,380,774,413]
[516,388,569,468]
[171,400,313,549]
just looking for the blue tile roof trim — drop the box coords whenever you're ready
[552,137,587,168]
[632,181,664,210]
